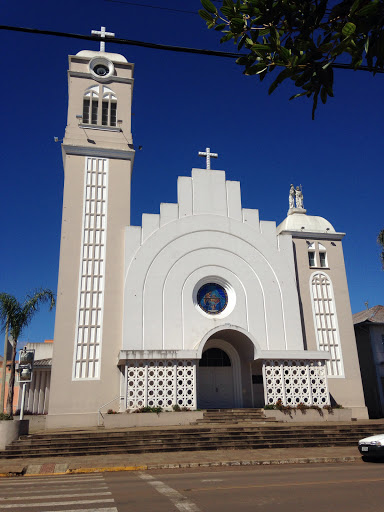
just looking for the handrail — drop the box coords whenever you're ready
[97,395,123,426]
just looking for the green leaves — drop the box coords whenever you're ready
[201,0,217,14]
[199,0,384,119]
[342,22,356,37]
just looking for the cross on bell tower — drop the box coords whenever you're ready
[91,26,115,52]
[198,147,218,170]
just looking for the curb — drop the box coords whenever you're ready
[0,456,362,477]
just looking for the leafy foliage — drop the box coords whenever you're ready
[0,289,55,418]
[199,0,384,118]
[378,229,384,269]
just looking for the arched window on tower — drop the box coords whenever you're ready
[83,86,99,125]
[82,86,117,127]
[310,272,344,377]
[102,87,117,127]
[318,243,328,268]
[308,242,316,267]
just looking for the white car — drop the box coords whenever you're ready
[358,434,384,458]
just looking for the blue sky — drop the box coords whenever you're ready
[1,0,383,346]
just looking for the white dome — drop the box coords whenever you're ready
[76,50,128,63]
[277,212,335,234]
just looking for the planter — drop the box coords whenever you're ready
[0,420,29,450]
[263,408,352,422]
[104,411,204,428]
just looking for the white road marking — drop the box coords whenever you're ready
[0,491,111,501]
[43,509,117,512]
[138,472,201,512]
[0,498,115,508]
[0,485,108,495]
[0,476,104,486]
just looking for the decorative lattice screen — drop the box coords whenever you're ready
[263,360,330,406]
[126,360,196,409]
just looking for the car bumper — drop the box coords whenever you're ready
[358,444,384,457]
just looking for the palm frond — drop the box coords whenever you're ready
[0,294,19,334]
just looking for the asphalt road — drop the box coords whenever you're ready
[1,462,384,511]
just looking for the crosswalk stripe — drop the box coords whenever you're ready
[0,491,111,501]
[0,476,104,486]
[43,509,117,512]
[0,498,115,508]
[0,485,108,495]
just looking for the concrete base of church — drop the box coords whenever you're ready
[263,407,367,422]
[46,413,99,429]
[0,420,29,450]
[104,411,204,428]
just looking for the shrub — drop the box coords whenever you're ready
[134,406,163,414]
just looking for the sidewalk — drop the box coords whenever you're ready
[0,445,364,477]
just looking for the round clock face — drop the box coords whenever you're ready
[93,64,109,76]
[89,57,114,80]
[197,283,228,315]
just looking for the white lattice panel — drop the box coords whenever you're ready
[126,360,196,409]
[73,157,108,380]
[126,362,146,408]
[263,360,330,406]
[176,360,195,408]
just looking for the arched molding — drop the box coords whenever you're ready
[195,325,262,360]
[200,338,243,408]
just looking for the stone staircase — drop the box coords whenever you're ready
[194,408,276,424]
[0,421,383,459]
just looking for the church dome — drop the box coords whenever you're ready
[277,211,336,234]
[76,50,128,63]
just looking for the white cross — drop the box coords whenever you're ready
[91,26,115,52]
[198,147,218,170]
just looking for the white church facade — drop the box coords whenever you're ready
[47,42,367,427]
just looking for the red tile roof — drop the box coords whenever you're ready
[353,305,384,325]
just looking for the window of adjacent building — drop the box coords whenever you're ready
[310,272,344,377]
[308,242,316,267]
[319,243,328,268]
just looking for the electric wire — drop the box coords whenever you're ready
[0,25,383,72]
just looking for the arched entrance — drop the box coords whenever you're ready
[197,347,234,409]
[197,338,243,409]
[196,327,262,409]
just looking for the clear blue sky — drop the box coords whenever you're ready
[1,0,383,346]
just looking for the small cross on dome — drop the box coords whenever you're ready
[91,26,115,52]
[198,147,218,170]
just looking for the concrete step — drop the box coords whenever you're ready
[1,422,383,459]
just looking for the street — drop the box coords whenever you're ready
[0,462,383,511]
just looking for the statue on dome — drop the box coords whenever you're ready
[289,184,295,209]
[295,186,304,209]
[288,184,304,210]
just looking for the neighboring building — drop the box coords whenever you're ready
[16,340,53,416]
[47,39,367,428]
[354,306,384,418]
[0,356,20,415]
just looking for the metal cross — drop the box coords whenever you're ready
[198,147,218,170]
[91,26,115,52]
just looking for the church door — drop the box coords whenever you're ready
[197,348,235,409]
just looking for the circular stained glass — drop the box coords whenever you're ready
[197,283,228,315]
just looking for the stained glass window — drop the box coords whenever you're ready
[197,283,228,315]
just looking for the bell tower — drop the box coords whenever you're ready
[48,34,135,427]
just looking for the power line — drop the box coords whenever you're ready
[0,25,383,73]
[104,0,197,15]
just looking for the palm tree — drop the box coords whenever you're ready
[0,289,55,418]
[378,229,384,270]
